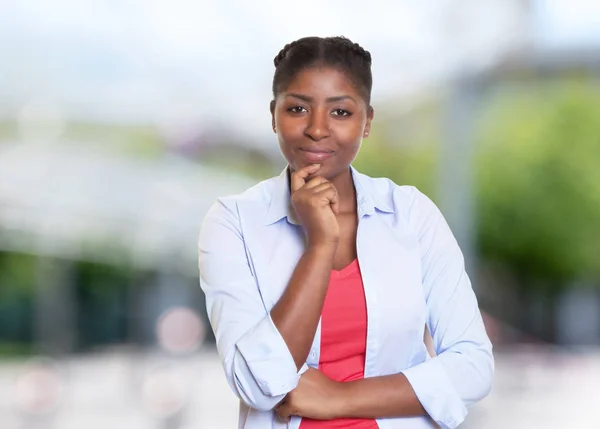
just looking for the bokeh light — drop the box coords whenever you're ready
[13,359,64,415]
[156,307,205,355]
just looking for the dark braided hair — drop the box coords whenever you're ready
[272,36,373,105]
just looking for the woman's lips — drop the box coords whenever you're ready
[298,148,334,162]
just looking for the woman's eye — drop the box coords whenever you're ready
[288,106,307,114]
[332,109,351,117]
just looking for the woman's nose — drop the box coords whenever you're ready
[304,109,330,141]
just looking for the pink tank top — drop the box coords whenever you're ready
[299,259,379,429]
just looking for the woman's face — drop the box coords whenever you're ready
[271,66,374,180]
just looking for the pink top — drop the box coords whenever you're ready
[299,259,379,429]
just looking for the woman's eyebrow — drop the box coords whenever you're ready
[285,93,356,103]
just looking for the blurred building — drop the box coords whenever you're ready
[0,142,254,353]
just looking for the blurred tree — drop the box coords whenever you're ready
[353,113,438,197]
[475,80,600,341]
[75,261,131,350]
[477,81,600,285]
[0,252,36,354]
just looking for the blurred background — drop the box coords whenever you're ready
[1,0,599,428]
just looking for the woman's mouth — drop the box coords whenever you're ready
[298,147,334,162]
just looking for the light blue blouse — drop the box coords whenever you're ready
[198,166,493,429]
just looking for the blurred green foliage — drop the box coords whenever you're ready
[353,107,438,197]
[476,81,600,287]
[65,122,165,159]
[0,122,17,140]
[0,253,36,350]
[0,121,164,159]
[75,261,131,349]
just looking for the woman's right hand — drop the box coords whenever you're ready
[290,164,340,248]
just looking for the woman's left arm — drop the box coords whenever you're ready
[397,188,494,428]
[277,188,494,428]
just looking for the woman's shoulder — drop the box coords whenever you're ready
[361,173,417,197]
[355,171,432,216]
[202,174,283,228]
[214,174,281,207]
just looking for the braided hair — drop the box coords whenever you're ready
[272,36,373,105]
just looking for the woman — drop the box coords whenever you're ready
[198,36,493,429]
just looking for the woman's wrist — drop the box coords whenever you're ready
[306,241,338,257]
[330,380,351,419]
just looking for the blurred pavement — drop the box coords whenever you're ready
[0,346,598,429]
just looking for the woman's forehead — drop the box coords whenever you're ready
[284,66,362,97]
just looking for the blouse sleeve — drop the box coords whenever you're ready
[400,188,494,429]
[198,199,307,412]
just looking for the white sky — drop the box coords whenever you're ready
[532,0,600,49]
[1,0,599,141]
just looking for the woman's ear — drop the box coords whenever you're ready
[364,105,374,137]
